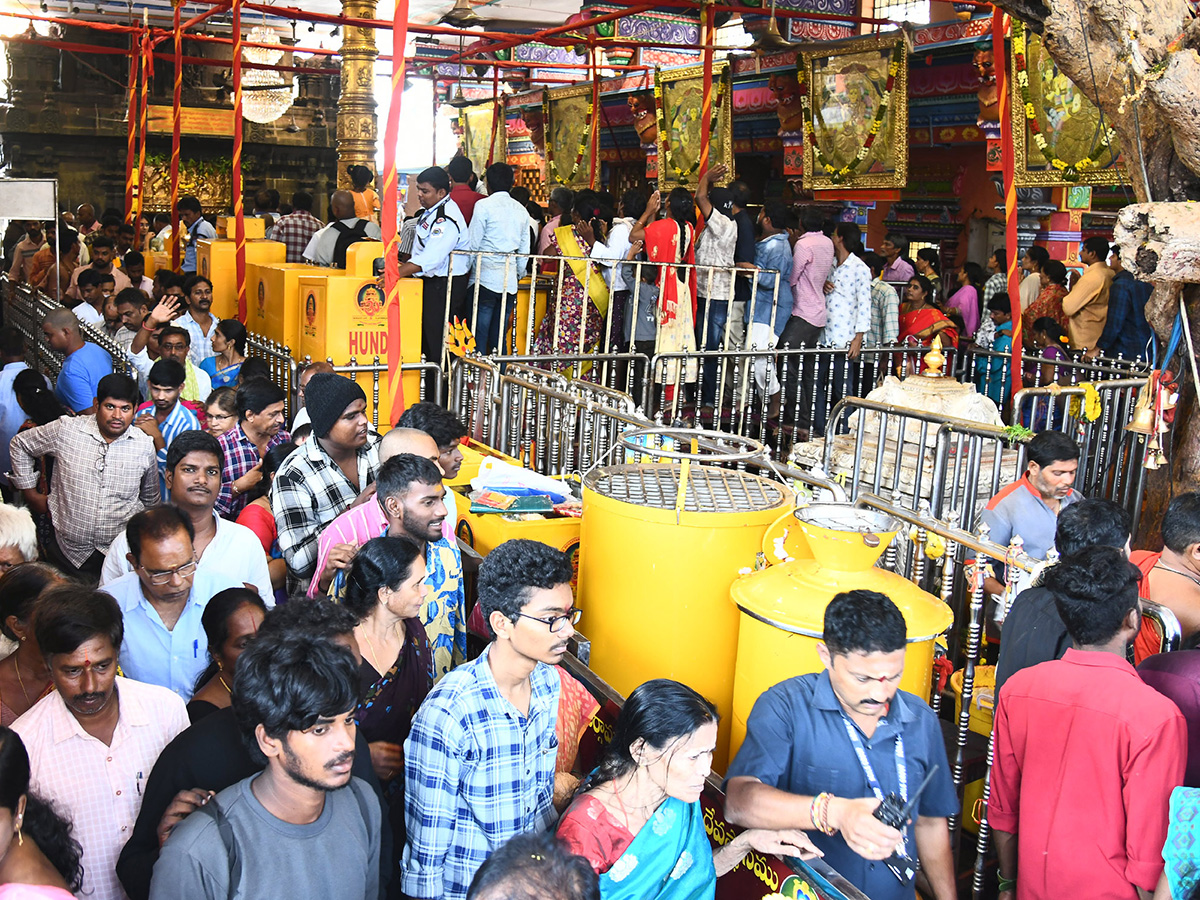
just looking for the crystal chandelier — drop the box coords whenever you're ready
[239,25,295,125]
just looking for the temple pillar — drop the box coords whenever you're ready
[337,0,379,188]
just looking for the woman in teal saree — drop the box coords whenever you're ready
[556,679,819,899]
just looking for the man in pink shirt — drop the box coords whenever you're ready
[309,427,447,597]
[778,208,835,432]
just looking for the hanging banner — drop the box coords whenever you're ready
[543,83,594,189]
[654,60,732,192]
[800,33,908,192]
[1009,21,1124,187]
[460,103,507,180]
[149,105,236,137]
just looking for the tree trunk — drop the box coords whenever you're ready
[993,0,1200,537]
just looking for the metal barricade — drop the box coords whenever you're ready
[3,278,132,380]
[449,356,502,447]
[1011,379,1148,533]
[298,353,445,430]
[246,332,298,420]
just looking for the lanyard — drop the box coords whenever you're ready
[839,712,906,805]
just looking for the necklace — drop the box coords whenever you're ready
[1153,562,1200,589]
[358,619,403,675]
[609,779,664,831]
[13,657,31,705]
[218,675,232,694]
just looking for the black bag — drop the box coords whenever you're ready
[332,219,370,268]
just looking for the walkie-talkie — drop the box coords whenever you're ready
[872,764,940,884]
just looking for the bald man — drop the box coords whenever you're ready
[42,309,114,414]
[291,360,336,430]
[308,427,447,597]
[75,203,101,236]
[302,189,382,266]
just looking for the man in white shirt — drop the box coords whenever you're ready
[303,190,383,267]
[176,275,219,364]
[101,430,274,604]
[13,585,188,900]
[0,327,36,489]
[590,190,643,354]
[73,268,115,328]
[397,167,470,395]
[466,163,531,355]
[814,223,873,436]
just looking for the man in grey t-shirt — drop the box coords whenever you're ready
[150,632,381,900]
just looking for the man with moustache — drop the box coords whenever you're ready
[725,590,958,900]
[9,373,158,578]
[150,630,382,900]
[13,586,189,900]
[66,234,132,301]
[99,506,244,700]
[132,359,201,498]
[402,540,576,900]
[176,275,219,364]
[101,431,274,604]
[313,452,465,682]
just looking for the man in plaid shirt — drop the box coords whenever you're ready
[271,191,323,264]
[402,540,576,900]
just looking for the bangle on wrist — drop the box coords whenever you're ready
[997,874,1016,892]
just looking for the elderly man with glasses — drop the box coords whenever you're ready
[100,505,243,700]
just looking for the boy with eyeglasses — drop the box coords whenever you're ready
[101,505,243,699]
[402,539,577,900]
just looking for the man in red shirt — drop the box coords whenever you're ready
[446,156,484,226]
[991,544,1186,900]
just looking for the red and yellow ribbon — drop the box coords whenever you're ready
[123,30,139,223]
[385,0,412,423]
[231,0,246,319]
[170,0,183,270]
[993,8,1021,400]
[135,28,152,235]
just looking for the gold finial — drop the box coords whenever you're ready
[922,334,945,377]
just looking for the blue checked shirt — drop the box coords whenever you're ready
[402,646,560,900]
[137,399,201,499]
[747,232,794,335]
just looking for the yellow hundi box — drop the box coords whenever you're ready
[247,261,315,350]
[297,242,423,429]
[215,216,266,239]
[197,222,286,320]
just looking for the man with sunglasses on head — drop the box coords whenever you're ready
[101,505,243,700]
[402,539,578,900]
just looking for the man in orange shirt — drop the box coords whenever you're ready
[1061,236,1114,350]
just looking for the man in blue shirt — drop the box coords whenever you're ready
[726,589,958,900]
[745,202,794,419]
[466,163,531,355]
[103,505,241,699]
[42,307,113,414]
[402,539,574,900]
[177,195,216,275]
[1090,247,1153,361]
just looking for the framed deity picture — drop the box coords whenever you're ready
[543,84,594,190]
[1010,21,1124,187]
[800,33,908,191]
[654,61,733,192]
[460,102,508,180]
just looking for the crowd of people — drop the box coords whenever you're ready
[0,171,1180,900]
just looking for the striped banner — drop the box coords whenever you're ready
[385,0,411,423]
[124,31,138,223]
[170,0,183,270]
[993,8,1022,401]
[135,29,152,235]
[697,1,715,178]
[231,0,247,320]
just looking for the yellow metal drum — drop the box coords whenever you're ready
[579,464,793,772]
[729,505,953,762]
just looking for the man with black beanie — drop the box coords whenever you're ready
[271,372,381,599]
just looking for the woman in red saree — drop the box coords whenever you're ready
[533,193,610,357]
[1021,258,1070,347]
[630,188,698,386]
[899,275,958,371]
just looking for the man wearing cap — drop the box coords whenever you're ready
[272,373,381,599]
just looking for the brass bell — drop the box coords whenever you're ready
[1127,378,1156,435]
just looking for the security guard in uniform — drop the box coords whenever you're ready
[398,166,471,393]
